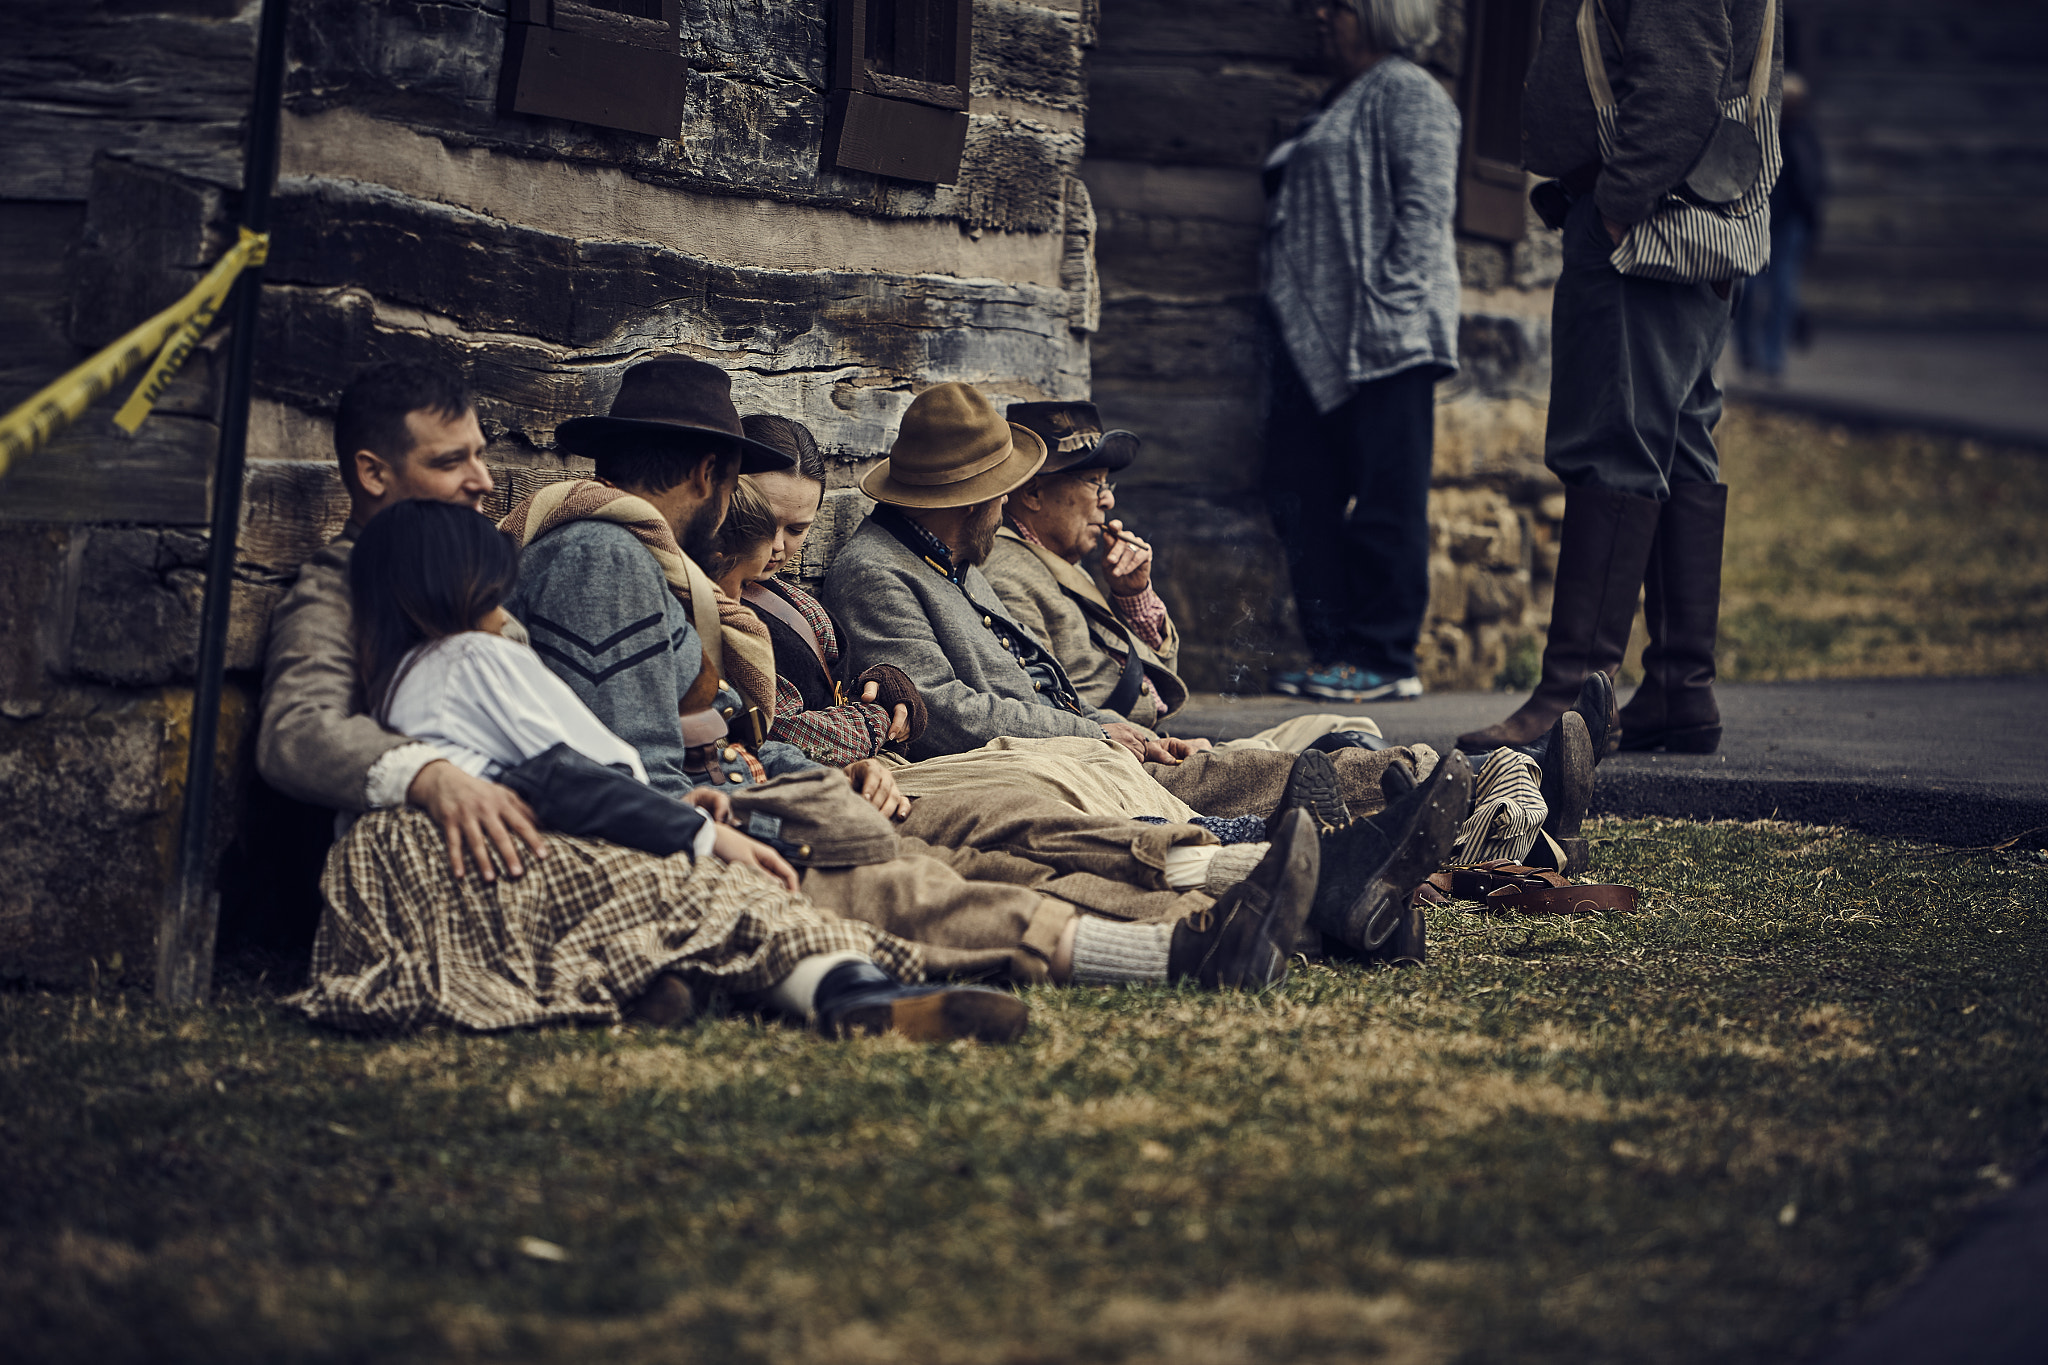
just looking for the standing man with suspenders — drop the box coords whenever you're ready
[1459,0,1783,757]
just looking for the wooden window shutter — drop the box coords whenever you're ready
[823,0,973,184]
[1459,0,1540,242]
[500,0,686,138]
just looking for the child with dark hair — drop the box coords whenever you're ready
[313,497,1030,1042]
[349,499,649,788]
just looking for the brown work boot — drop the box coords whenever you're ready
[1618,482,1728,754]
[1458,486,1660,751]
[1168,809,1319,990]
[1310,751,1472,960]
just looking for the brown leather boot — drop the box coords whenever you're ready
[1618,483,1727,753]
[1457,485,1661,751]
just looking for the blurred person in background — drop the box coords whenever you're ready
[1260,0,1459,705]
[1735,71,1825,381]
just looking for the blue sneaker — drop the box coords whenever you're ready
[1301,664,1423,702]
[1269,667,1310,696]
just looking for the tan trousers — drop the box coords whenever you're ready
[802,789,1221,985]
[887,733,1417,822]
[1145,744,1414,819]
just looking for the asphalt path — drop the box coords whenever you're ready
[1175,675,2048,849]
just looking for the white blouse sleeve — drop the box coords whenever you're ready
[441,636,648,782]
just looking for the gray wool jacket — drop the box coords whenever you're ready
[506,519,814,797]
[1263,54,1461,415]
[821,516,1129,763]
[1523,0,1784,226]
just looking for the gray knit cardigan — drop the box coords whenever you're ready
[1263,54,1462,414]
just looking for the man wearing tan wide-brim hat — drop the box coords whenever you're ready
[825,384,1401,824]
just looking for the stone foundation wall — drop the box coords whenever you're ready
[1081,0,1565,694]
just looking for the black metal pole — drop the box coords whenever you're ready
[156,0,292,1006]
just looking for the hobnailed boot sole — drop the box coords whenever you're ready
[830,989,1030,1044]
[1267,748,1349,839]
[1325,753,1472,955]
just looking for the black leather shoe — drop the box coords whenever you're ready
[1265,748,1348,839]
[1168,809,1318,990]
[1310,751,1472,959]
[812,961,1028,1043]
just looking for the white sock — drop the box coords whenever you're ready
[767,950,871,1020]
[1163,844,1220,889]
[1201,843,1270,893]
[1069,919,1174,985]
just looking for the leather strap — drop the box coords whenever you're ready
[743,580,832,677]
[1485,883,1639,916]
[1103,640,1147,718]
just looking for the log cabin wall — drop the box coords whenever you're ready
[1081,0,1565,694]
[0,0,1097,984]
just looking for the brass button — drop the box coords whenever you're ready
[798,844,812,859]
[728,772,745,784]
[722,747,738,761]
[1034,682,1044,691]
[982,616,992,626]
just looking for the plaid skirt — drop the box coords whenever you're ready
[287,809,921,1033]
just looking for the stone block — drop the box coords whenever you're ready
[0,682,254,988]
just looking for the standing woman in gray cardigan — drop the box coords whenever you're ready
[1263,0,1459,705]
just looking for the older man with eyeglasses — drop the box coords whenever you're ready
[985,402,1404,767]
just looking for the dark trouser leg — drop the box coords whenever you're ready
[1264,335,1350,663]
[1332,365,1437,678]
[1458,194,1725,751]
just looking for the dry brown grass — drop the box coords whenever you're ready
[2,816,2044,1364]
[1640,403,2048,682]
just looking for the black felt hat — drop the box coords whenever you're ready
[1005,401,1140,475]
[556,357,795,473]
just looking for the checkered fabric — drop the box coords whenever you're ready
[287,809,922,1033]
[1450,747,1549,865]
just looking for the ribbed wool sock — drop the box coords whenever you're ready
[1201,842,1269,894]
[767,950,871,1020]
[1069,919,1173,986]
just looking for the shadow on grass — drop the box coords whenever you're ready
[3,817,2044,1365]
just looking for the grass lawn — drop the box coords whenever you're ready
[1700,404,2048,683]
[5,817,2044,1365]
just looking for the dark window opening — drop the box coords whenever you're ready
[825,0,973,184]
[499,0,684,138]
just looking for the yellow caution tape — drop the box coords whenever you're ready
[0,227,269,481]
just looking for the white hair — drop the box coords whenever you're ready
[1344,0,1440,56]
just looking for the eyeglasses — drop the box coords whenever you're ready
[1074,477,1115,501]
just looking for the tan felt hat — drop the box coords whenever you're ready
[860,382,1047,509]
